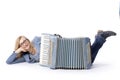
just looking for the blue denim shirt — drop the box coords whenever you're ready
[6,36,41,64]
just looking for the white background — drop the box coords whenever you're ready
[0,0,120,80]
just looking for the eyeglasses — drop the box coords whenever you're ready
[20,39,28,46]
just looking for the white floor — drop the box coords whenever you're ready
[0,0,120,80]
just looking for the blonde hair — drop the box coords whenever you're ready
[14,36,36,58]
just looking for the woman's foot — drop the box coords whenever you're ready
[97,30,116,39]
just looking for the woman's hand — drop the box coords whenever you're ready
[15,47,27,54]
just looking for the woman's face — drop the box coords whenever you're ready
[19,37,30,51]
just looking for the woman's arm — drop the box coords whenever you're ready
[6,51,25,64]
[6,47,29,64]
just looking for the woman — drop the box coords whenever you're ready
[6,30,116,64]
[6,36,39,64]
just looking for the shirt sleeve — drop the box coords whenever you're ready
[6,52,25,64]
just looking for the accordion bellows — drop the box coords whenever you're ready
[39,33,92,69]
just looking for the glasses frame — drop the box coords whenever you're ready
[20,39,28,46]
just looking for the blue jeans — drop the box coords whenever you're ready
[32,35,106,64]
[91,35,106,63]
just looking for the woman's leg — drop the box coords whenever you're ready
[91,30,116,63]
[91,35,106,63]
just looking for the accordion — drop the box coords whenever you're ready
[39,33,92,69]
